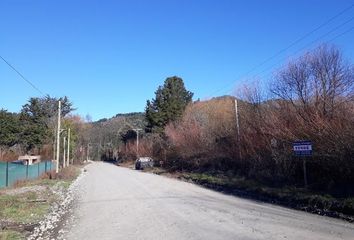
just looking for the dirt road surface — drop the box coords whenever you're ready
[63,162,354,240]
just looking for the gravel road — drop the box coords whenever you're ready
[64,162,354,240]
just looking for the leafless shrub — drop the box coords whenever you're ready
[164,97,239,170]
[159,44,354,194]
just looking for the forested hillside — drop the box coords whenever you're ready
[83,112,146,161]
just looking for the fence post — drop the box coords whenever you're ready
[26,161,29,179]
[38,162,40,177]
[5,161,9,187]
[45,161,47,172]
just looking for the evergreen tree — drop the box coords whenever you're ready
[0,109,21,148]
[20,95,74,152]
[145,76,193,133]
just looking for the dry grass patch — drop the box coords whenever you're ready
[0,191,51,224]
[0,230,24,240]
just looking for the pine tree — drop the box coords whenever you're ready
[145,76,193,133]
[20,96,74,152]
[0,109,21,148]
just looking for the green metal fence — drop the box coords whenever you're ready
[0,161,53,188]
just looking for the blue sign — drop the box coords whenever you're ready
[293,141,312,156]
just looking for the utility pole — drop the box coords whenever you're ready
[53,127,56,162]
[234,99,242,160]
[56,101,61,173]
[67,128,70,166]
[133,129,142,158]
[63,136,66,168]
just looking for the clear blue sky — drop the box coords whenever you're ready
[1,0,354,121]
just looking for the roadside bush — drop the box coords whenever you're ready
[50,166,79,181]
[164,97,239,171]
[157,44,354,197]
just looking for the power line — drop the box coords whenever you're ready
[224,24,354,96]
[242,3,354,76]
[0,55,45,95]
[205,3,354,98]
[192,22,354,126]
[248,18,354,87]
[327,24,354,42]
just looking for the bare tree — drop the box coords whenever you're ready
[272,44,354,119]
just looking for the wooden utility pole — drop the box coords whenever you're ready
[133,129,142,158]
[53,127,56,162]
[67,128,71,166]
[63,136,66,168]
[136,131,139,157]
[55,101,61,173]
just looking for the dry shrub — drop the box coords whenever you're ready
[40,170,55,180]
[119,134,157,162]
[164,96,239,170]
[233,45,354,192]
[159,44,354,196]
[54,166,79,180]
[137,138,154,157]
[119,141,137,161]
[0,150,19,161]
[13,179,31,188]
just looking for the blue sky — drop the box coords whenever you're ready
[1,0,354,121]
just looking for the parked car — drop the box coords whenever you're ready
[135,157,154,170]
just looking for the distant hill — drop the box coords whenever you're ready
[95,112,145,126]
[85,112,146,160]
[114,112,144,118]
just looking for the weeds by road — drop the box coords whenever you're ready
[0,165,81,239]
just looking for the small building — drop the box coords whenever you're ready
[17,155,41,165]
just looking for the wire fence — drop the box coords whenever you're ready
[0,161,53,188]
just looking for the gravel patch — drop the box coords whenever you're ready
[0,185,47,196]
[27,168,87,240]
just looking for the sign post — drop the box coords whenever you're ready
[293,141,312,188]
